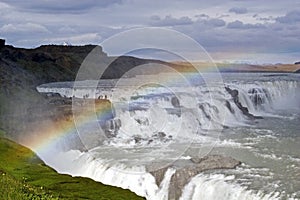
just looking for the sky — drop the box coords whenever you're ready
[0,0,299,64]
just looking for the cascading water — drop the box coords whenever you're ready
[105,79,299,144]
[35,73,300,200]
[180,174,280,200]
[229,80,299,115]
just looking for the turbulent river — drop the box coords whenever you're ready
[36,72,300,200]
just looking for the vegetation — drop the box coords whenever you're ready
[0,131,144,200]
[0,45,145,199]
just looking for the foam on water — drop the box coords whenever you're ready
[180,174,280,200]
[41,149,176,200]
[35,73,300,200]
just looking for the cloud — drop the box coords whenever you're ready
[227,20,244,28]
[11,33,103,47]
[42,33,102,45]
[0,23,49,33]
[276,10,300,24]
[150,15,225,28]
[150,15,193,26]
[58,26,77,33]
[205,18,226,27]
[195,14,209,19]
[1,0,300,63]
[255,15,275,22]
[2,0,122,13]
[227,20,265,29]
[0,2,10,9]
[229,7,248,14]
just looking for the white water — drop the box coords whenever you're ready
[37,80,115,99]
[41,149,282,200]
[180,174,280,200]
[41,149,175,200]
[36,73,300,200]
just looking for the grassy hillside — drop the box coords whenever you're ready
[0,130,144,200]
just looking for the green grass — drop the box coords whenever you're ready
[0,133,144,200]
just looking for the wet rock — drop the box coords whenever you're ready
[199,104,211,120]
[225,87,263,119]
[225,100,234,113]
[133,135,142,143]
[150,155,241,200]
[43,92,62,98]
[152,132,171,143]
[190,156,206,164]
[147,139,154,144]
[136,118,149,126]
[158,132,166,138]
[171,96,180,108]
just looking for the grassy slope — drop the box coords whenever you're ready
[0,130,144,200]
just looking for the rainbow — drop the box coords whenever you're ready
[23,64,225,156]
[22,99,114,156]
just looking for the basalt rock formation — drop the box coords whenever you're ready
[150,155,241,200]
[225,86,263,119]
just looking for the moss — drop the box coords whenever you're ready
[0,134,144,200]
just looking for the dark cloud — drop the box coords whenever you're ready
[227,20,265,29]
[227,20,245,28]
[150,15,193,26]
[2,0,122,13]
[195,14,210,19]
[194,18,226,28]
[229,7,248,14]
[276,10,300,24]
[150,15,225,28]
[1,0,299,63]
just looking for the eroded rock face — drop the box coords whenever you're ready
[225,86,263,119]
[171,96,180,108]
[150,155,241,200]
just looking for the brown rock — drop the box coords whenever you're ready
[150,155,241,200]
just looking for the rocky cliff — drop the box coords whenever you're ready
[0,44,180,139]
[0,45,97,134]
[0,45,122,136]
